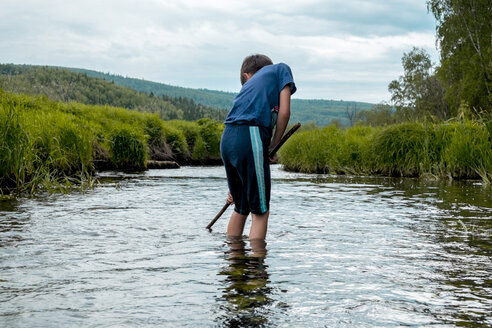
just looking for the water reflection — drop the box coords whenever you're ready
[0,198,30,248]
[217,237,273,327]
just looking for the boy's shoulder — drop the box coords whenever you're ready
[262,62,291,72]
[254,63,293,81]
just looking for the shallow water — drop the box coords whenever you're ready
[1,165,491,327]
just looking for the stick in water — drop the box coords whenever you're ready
[206,122,301,230]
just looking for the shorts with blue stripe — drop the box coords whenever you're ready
[220,124,271,215]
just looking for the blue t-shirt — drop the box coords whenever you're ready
[224,63,296,128]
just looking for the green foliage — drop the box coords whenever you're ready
[370,123,439,176]
[388,47,449,121]
[427,0,491,113]
[161,123,189,157]
[340,125,376,173]
[0,64,227,121]
[279,120,491,183]
[0,101,30,189]
[197,118,224,159]
[109,126,147,170]
[65,67,375,127]
[69,67,237,109]
[29,111,93,175]
[0,89,226,194]
[440,120,492,181]
[0,64,379,128]
[144,115,166,144]
[169,120,207,162]
[279,126,343,173]
[297,121,319,132]
[357,103,397,126]
[0,90,95,193]
[289,99,374,127]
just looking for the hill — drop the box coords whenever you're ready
[68,68,375,126]
[0,64,228,121]
[68,67,236,109]
[0,64,375,126]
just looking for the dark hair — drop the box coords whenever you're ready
[240,54,273,84]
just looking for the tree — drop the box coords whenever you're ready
[345,103,359,127]
[427,0,492,112]
[388,47,449,120]
[357,103,396,126]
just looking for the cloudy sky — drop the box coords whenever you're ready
[1,0,438,103]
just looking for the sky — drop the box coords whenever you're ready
[0,0,439,103]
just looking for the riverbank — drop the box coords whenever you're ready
[2,89,491,194]
[278,121,492,183]
[0,89,224,194]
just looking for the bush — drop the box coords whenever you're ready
[29,112,93,175]
[279,120,491,183]
[440,121,492,180]
[197,118,224,159]
[370,122,437,176]
[170,120,207,162]
[162,122,189,158]
[0,90,231,193]
[341,125,375,174]
[0,102,30,188]
[109,126,147,170]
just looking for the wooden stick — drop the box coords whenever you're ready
[206,202,230,230]
[206,122,301,230]
[268,122,301,157]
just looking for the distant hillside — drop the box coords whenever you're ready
[68,68,375,126]
[0,64,227,121]
[68,67,236,109]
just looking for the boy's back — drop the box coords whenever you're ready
[225,63,296,129]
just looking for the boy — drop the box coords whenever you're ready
[220,54,296,240]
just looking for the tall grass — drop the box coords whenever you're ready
[279,120,491,183]
[3,87,489,194]
[0,103,30,189]
[370,122,438,177]
[0,89,225,194]
[439,120,492,182]
[109,126,147,170]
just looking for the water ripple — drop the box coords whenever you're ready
[0,166,491,327]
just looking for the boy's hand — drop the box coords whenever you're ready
[269,152,278,164]
[226,192,234,204]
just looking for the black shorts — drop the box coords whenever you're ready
[220,124,271,215]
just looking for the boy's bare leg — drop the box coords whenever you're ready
[249,211,269,240]
[227,211,247,237]
[250,238,267,258]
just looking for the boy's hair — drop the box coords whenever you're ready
[240,54,273,85]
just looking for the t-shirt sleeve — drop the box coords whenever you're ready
[277,63,297,95]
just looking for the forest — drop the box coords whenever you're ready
[2,64,374,126]
[0,64,228,122]
[68,67,374,126]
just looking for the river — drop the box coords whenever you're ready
[1,165,491,327]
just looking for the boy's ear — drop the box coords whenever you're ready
[243,73,253,82]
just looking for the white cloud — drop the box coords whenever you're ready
[0,0,439,103]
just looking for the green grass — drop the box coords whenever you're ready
[109,126,147,170]
[0,89,225,194]
[279,120,491,183]
[2,87,490,194]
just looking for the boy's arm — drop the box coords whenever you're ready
[269,85,291,158]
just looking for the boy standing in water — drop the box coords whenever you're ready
[220,54,296,240]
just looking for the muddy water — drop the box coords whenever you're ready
[1,166,491,327]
